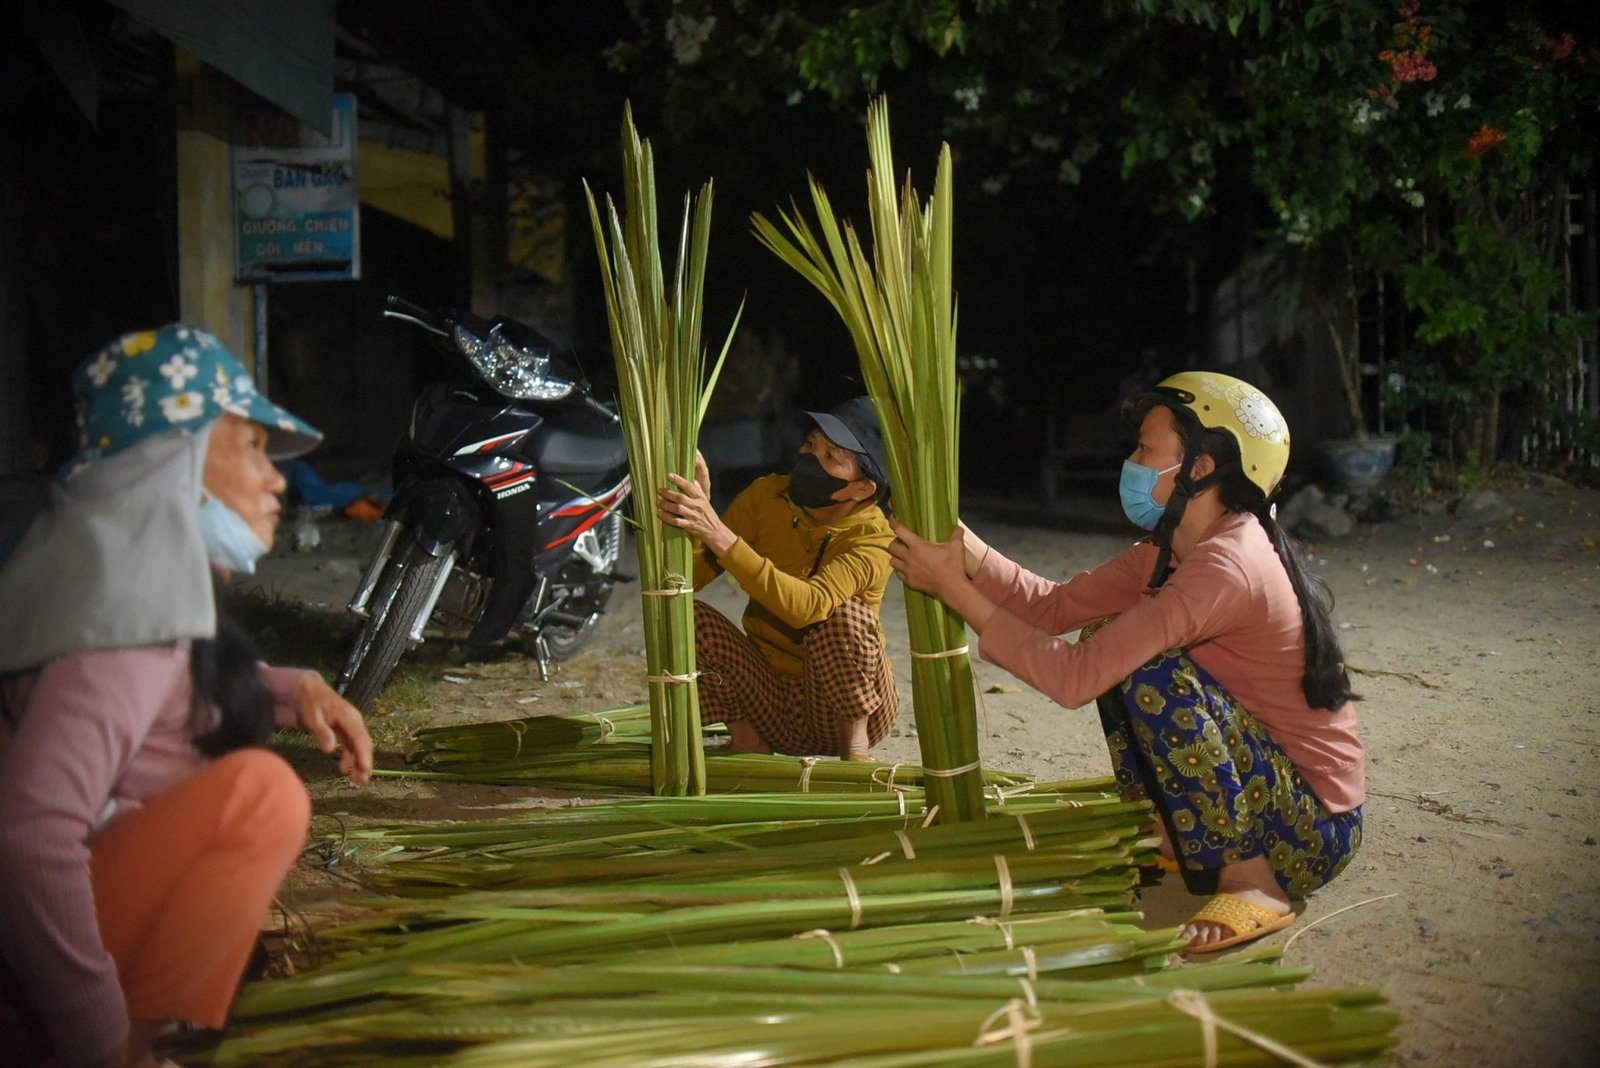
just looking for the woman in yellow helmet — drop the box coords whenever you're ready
[889,371,1364,953]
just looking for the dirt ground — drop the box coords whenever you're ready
[252,476,1600,1066]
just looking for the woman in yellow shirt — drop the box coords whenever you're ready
[657,397,898,759]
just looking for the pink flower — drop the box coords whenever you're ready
[1381,49,1438,83]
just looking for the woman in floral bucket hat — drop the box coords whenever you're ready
[888,371,1364,956]
[0,324,372,1067]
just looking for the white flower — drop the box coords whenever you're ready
[158,355,198,390]
[213,384,233,406]
[86,351,117,387]
[121,376,147,426]
[234,376,257,396]
[1455,93,1472,109]
[1423,90,1445,117]
[787,89,803,106]
[953,86,984,112]
[1403,190,1425,208]
[1189,140,1211,165]
[159,391,206,423]
[664,12,715,65]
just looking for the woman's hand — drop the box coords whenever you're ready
[888,520,968,599]
[292,674,374,785]
[657,470,736,556]
[889,519,999,634]
[693,450,712,499]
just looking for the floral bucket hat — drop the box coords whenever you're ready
[72,323,322,465]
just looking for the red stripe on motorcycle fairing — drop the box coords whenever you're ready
[485,463,533,488]
[550,479,629,517]
[453,430,527,457]
[544,507,607,549]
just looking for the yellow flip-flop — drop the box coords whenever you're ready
[1183,892,1294,953]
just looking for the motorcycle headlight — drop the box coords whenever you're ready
[454,324,576,401]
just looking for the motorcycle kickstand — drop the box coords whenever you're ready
[534,633,553,682]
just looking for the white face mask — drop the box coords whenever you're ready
[197,494,268,574]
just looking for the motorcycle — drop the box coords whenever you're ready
[336,296,631,709]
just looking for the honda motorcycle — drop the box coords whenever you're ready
[337,297,630,709]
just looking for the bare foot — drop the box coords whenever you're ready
[1153,820,1176,863]
[839,718,870,761]
[1183,855,1291,949]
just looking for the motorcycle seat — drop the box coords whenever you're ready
[538,425,629,476]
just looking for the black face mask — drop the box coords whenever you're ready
[787,453,855,509]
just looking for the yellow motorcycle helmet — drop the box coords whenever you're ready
[1151,371,1291,498]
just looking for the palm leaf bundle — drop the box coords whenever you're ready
[405,703,656,766]
[584,102,741,795]
[207,893,1397,1066]
[346,775,1133,862]
[193,777,1400,1064]
[339,789,1151,897]
[379,745,1029,796]
[751,96,983,822]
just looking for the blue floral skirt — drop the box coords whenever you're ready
[1095,646,1362,900]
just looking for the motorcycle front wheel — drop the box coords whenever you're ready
[339,538,453,711]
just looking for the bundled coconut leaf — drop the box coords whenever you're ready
[191,776,1400,1064]
[347,793,1151,895]
[584,102,742,796]
[203,909,1397,1066]
[752,96,983,822]
[405,704,657,767]
[350,781,1140,859]
[376,745,1031,797]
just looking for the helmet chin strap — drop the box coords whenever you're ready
[1145,438,1224,589]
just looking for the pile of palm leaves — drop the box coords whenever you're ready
[197,785,1396,1065]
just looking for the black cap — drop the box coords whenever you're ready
[799,396,890,496]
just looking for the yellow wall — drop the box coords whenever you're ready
[174,52,257,369]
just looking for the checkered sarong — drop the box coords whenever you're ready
[693,598,898,756]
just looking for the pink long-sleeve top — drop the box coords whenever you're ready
[0,644,309,1067]
[973,510,1364,813]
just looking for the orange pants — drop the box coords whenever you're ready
[1,749,309,1059]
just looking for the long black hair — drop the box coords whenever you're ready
[189,576,276,756]
[1177,419,1357,712]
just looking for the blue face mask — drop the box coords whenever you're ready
[1119,460,1181,531]
[197,494,269,574]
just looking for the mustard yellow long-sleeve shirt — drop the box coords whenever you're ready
[693,473,894,675]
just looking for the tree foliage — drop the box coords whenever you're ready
[500,1,1599,471]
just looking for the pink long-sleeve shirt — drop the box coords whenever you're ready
[973,511,1365,813]
[0,644,309,1066]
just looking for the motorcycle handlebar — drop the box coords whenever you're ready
[385,295,432,318]
[585,394,620,423]
[382,297,450,339]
